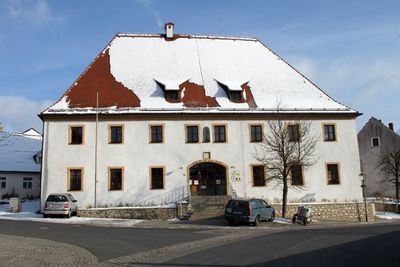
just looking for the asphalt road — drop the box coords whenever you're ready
[0,220,400,266]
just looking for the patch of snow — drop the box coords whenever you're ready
[375,212,400,220]
[273,217,291,224]
[48,95,70,110]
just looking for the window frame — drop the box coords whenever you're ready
[165,90,180,102]
[0,177,6,189]
[251,164,266,187]
[22,177,33,189]
[108,124,124,144]
[149,166,165,190]
[149,124,164,144]
[326,163,340,185]
[185,125,200,144]
[249,124,263,143]
[108,167,124,191]
[371,137,380,147]
[68,125,85,145]
[212,124,227,143]
[322,123,337,142]
[67,167,84,192]
[288,124,300,142]
[228,91,243,102]
[290,164,304,186]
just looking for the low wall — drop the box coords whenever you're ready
[77,207,177,220]
[374,202,399,213]
[272,202,376,222]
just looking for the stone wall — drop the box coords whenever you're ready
[374,202,399,213]
[272,202,376,222]
[77,207,177,220]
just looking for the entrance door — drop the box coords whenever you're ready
[189,163,227,196]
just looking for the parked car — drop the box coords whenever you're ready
[43,193,78,218]
[224,199,275,226]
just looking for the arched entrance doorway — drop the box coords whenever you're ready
[189,162,227,196]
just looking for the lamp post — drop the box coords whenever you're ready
[359,172,368,222]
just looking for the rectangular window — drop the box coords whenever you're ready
[109,125,123,144]
[326,164,340,185]
[323,124,336,141]
[150,167,165,190]
[150,125,163,143]
[68,168,82,191]
[69,126,84,145]
[186,125,199,143]
[213,125,226,143]
[288,125,300,142]
[229,91,242,102]
[0,177,6,189]
[291,165,304,186]
[250,125,263,142]
[109,168,123,191]
[165,91,180,101]
[371,137,380,147]
[252,165,265,186]
[23,177,32,189]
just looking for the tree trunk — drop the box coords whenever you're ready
[282,177,288,218]
[396,172,399,214]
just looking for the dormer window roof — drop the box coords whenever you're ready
[217,80,246,102]
[155,79,184,102]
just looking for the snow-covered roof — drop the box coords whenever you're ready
[0,131,42,173]
[44,33,356,115]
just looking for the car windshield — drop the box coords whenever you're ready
[46,195,68,202]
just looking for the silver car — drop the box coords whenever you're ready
[43,193,78,218]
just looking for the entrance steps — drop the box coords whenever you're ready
[189,195,230,220]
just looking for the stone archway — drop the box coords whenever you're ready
[188,161,227,196]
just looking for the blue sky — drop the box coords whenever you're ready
[0,0,399,132]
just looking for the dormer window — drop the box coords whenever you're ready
[156,80,182,103]
[217,80,245,102]
[165,90,180,101]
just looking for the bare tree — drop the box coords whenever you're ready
[377,149,400,212]
[0,123,3,132]
[254,118,318,218]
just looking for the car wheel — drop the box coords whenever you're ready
[303,218,307,225]
[253,215,260,226]
[270,211,275,222]
[43,214,47,218]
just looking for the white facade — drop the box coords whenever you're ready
[0,172,40,199]
[41,115,363,209]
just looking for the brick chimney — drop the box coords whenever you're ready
[389,123,394,131]
[165,22,174,39]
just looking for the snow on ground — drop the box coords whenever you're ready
[375,212,400,220]
[0,199,143,227]
[273,217,291,224]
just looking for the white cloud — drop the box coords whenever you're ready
[0,96,53,133]
[5,0,64,26]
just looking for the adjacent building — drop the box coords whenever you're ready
[0,129,42,199]
[358,117,400,197]
[40,24,363,209]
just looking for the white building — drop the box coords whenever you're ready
[0,129,42,199]
[40,24,363,209]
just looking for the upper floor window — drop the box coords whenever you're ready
[326,163,340,185]
[203,127,210,143]
[371,137,380,147]
[69,126,84,145]
[252,165,265,187]
[0,177,6,189]
[323,124,336,142]
[150,167,165,190]
[68,168,83,191]
[213,125,227,143]
[229,91,243,102]
[186,125,199,143]
[109,125,123,144]
[250,125,263,142]
[165,90,180,102]
[291,164,304,186]
[109,167,123,191]
[23,177,32,189]
[288,125,300,142]
[150,125,164,143]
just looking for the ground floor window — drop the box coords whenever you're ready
[109,168,123,190]
[291,164,304,186]
[326,163,340,184]
[68,168,83,191]
[150,167,165,189]
[252,165,266,186]
[0,177,6,189]
[23,177,32,189]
